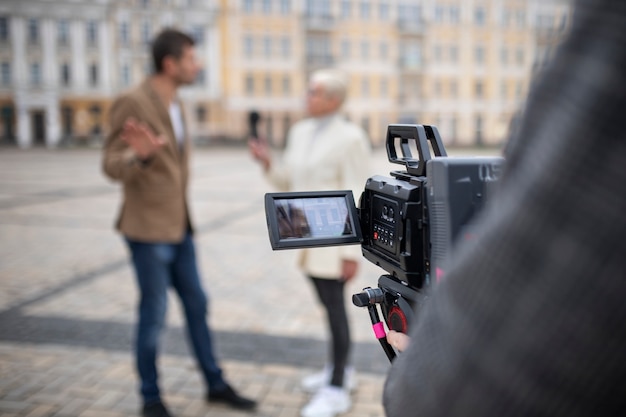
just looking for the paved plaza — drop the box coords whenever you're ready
[0,145,404,417]
[0,143,501,417]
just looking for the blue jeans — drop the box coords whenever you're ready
[125,233,226,404]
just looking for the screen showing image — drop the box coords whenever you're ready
[274,197,353,240]
[265,191,362,250]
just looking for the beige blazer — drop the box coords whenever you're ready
[267,113,371,278]
[102,79,193,243]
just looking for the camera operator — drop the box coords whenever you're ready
[249,68,371,417]
[383,1,626,416]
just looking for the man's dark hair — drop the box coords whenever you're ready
[151,28,195,73]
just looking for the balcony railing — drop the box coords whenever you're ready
[305,54,335,67]
[397,19,425,35]
[305,14,335,31]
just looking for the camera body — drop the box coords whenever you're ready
[356,124,503,334]
[264,124,504,342]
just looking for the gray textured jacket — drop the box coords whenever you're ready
[384,1,626,415]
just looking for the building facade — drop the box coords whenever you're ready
[0,0,570,149]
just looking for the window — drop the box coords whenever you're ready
[245,74,254,95]
[243,0,254,13]
[401,41,422,68]
[361,78,369,96]
[263,36,272,58]
[433,44,442,62]
[28,19,39,44]
[141,21,151,45]
[450,116,457,140]
[58,20,70,46]
[191,26,204,45]
[516,11,526,28]
[475,80,484,98]
[474,6,486,26]
[121,64,131,87]
[87,20,98,46]
[379,41,388,60]
[262,0,272,13]
[475,45,485,65]
[0,16,9,42]
[1,62,10,85]
[449,6,460,23]
[195,69,205,85]
[434,4,445,23]
[264,76,272,95]
[450,80,458,97]
[196,105,206,123]
[119,22,130,46]
[89,63,98,87]
[341,39,351,58]
[379,2,389,20]
[434,80,442,95]
[500,47,508,65]
[475,114,484,144]
[516,47,525,66]
[449,45,458,63]
[282,76,290,95]
[399,4,421,23]
[361,40,369,60]
[515,81,523,99]
[380,78,388,96]
[60,63,71,86]
[30,62,41,86]
[281,37,291,58]
[341,1,351,19]
[360,1,371,19]
[244,36,254,56]
[306,0,331,16]
[280,0,291,14]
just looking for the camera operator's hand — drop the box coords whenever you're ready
[121,118,166,160]
[341,259,358,282]
[248,136,271,172]
[387,330,411,352]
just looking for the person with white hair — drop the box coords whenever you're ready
[250,68,371,417]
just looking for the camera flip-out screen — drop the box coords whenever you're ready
[264,190,362,250]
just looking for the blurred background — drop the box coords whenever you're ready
[0,0,570,150]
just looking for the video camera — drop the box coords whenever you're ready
[264,124,504,360]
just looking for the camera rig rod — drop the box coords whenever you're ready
[352,287,397,362]
[368,304,397,362]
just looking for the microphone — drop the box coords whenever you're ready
[248,110,261,140]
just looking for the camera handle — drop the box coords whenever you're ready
[369,304,397,362]
[352,287,397,362]
[386,124,447,177]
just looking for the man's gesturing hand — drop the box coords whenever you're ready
[121,118,166,160]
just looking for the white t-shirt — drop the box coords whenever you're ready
[168,102,185,147]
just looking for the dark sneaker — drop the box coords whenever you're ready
[142,401,173,417]
[207,384,257,410]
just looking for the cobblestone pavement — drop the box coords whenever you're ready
[0,144,501,417]
[0,146,405,417]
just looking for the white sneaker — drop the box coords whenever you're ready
[301,386,351,417]
[301,366,357,393]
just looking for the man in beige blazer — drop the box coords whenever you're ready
[102,29,255,417]
[249,68,371,417]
